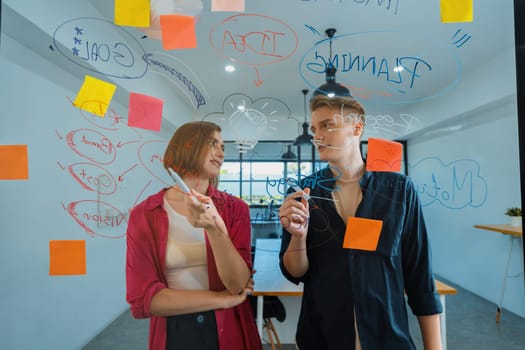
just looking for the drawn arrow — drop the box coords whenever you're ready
[253,67,263,87]
[116,140,141,148]
[118,163,139,181]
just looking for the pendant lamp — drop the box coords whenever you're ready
[311,28,351,98]
[293,89,313,146]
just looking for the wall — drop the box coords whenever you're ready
[0,34,173,349]
[407,67,524,317]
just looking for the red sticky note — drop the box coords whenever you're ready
[159,15,197,50]
[128,92,164,132]
[0,144,29,180]
[365,138,403,172]
[343,217,383,251]
[49,240,86,275]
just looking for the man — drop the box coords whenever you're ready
[278,93,443,349]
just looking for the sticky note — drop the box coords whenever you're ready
[211,0,245,12]
[114,0,150,27]
[0,145,28,180]
[440,0,473,23]
[49,240,86,275]
[128,92,164,132]
[343,217,383,251]
[365,138,403,172]
[159,15,197,50]
[73,75,117,117]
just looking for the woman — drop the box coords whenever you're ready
[278,94,443,349]
[126,121,261,350]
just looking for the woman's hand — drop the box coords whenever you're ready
[278,188,310,238]
[185,189,227,234]
[218,287,251,309]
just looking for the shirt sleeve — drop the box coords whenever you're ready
[279,225,304,285]
[125,204,167,319]
[401,178,443,316]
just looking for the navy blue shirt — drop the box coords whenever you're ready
[279,168,442,350]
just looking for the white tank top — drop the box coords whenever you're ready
[164,198,209,290]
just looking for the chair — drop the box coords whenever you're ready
[249,295,286,350]
[249,245,287,350]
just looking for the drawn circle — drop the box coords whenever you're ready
[209,14,298,66]
[299,30,461,105]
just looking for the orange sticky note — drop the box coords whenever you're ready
[440,0,473,23]
[159,15,197,50]
[73,75,116,117]
[366,138,403,172]
[343,217,383,251]
[0,145,28,180]
[128,92,164,132]
[49,240,86,275]
[114,0,150,27]
[211,0,245,12]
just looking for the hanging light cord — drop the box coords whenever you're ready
[328,36,333,68]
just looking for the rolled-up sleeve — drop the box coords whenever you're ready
[401,179,443,316]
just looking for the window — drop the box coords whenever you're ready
[219,160,328,205]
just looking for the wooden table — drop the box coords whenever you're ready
[473,224,523,322]
[252,238,456,350]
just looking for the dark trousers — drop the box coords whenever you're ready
[166,310,219,350]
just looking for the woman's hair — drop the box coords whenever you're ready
[309,94,366,127]
[163,121,222,183]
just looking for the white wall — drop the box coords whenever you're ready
[407,81,525,318]
[0,34,172,349]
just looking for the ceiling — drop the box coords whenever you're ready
[1,0,518,144]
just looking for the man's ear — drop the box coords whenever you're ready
[353,121,364,136]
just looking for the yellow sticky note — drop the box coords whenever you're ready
[74,75,116,117]
[211,0,245,12]
[0,145,28,180]
[440,0,473,23]
[159,15,197,50]
[114,0,150,27]
[49,240,87,276]
[343,217,383,251]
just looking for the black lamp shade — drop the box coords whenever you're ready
[312,66,351,98]
[293,123,313,146]
[281,145,297,159]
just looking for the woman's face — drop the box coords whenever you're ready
[310,105,362,163]
[200,130,225,179]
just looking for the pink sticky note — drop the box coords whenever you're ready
[159,15,197,50]
[128,92,164,132]
[211,0,245,12]
[366,138,403,172]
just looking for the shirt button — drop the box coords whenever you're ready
[196,314,204,323]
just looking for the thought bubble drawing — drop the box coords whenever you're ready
[202,93,292,143]
[409,157,487,209]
